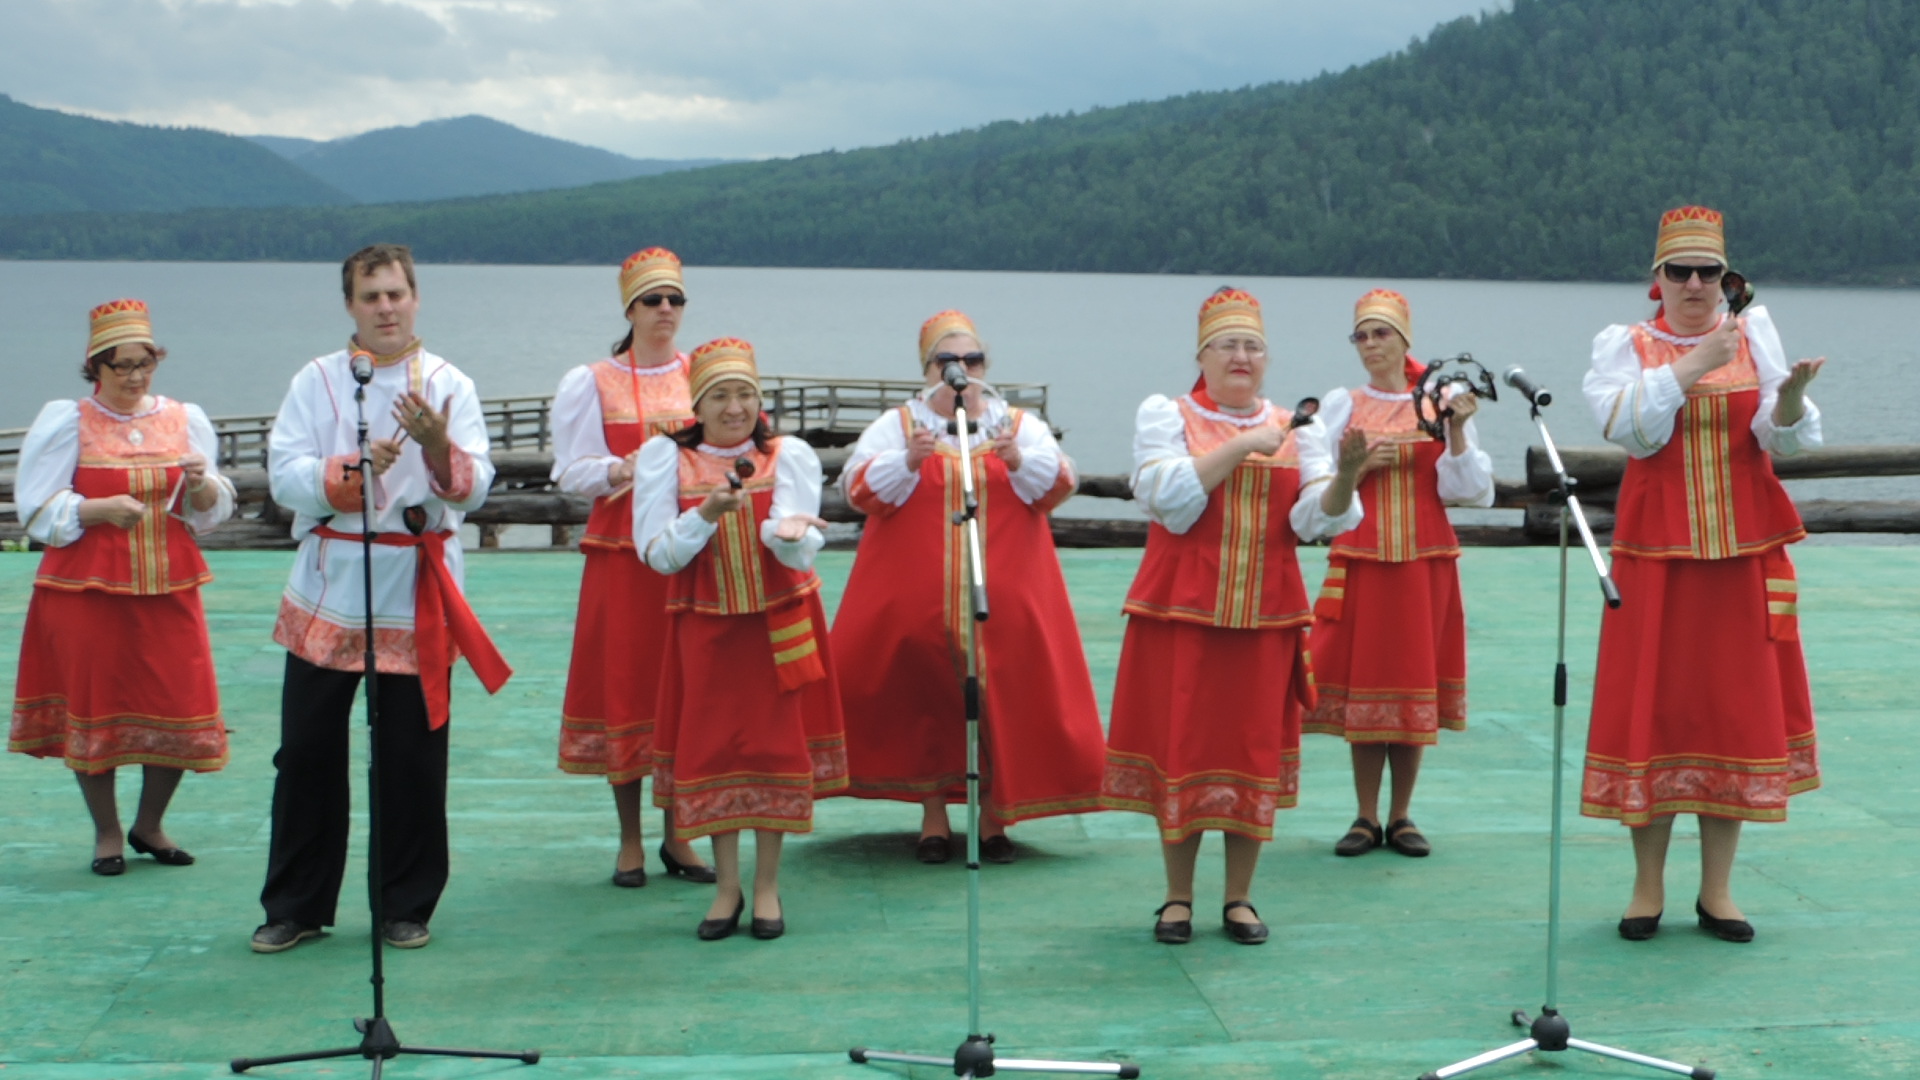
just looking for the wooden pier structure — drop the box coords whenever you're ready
[3,376,1917,548]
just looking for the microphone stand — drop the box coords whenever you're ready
[1419,395,1710,1080]
[852,390,1138,1080]
[233,363,538,1077]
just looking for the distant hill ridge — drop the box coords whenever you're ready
[245,115,730,203]
[0,93,350,214]
[4,0,1917,283]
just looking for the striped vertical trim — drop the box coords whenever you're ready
[1381,444,1417,562]
[1213,464,1271,629]
[1314,557,1348,621]
[711,503,765,614]
[1681,394,1738,560]
[1763,548,1799,642]
[126,466,169,595]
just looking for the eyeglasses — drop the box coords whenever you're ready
[1349,327,1400,344]
[1206,339,1268,356]
[637,292,687,308]
[931,351,987,368]
[102,357,162,375]
[1660,262,1726,284]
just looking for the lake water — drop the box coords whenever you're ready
[3,262,1912,517]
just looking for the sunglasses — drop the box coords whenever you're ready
[931,351,987,367]
[637,292,687,308]
[1660,262,1726,284]
[1349,327,1399,344]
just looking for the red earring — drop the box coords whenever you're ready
[1647,281,1663,301]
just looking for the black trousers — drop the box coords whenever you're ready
[260,653,450,928]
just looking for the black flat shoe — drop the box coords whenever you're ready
[697,896,745,941]
[1334,818,1383,857]
[1222,900,1269,945]
[611,866,647,888]
[980,834,1016,864]
[750,900,785,940]
[1153,901,1193,944]
[90,855,125,877]
[1617,912,1662,941]
[127,832,194,866]
[916,834,953,864]
[1385,818,1432,858]
[1696,899,1755,943]
[659,843,717,883]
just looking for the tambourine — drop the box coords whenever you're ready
[1722,271,1754,317]
[1411,354,1498,442]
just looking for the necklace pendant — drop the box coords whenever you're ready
[128,428,144,446]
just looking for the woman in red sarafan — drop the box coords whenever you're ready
[832,310,1105,866]
[1301,289,1494,859]
[549,247,715,888]
[1102,287,1370,946]
[631,337,847,941]
[10,300,237,876]
[1581,206,1824,944]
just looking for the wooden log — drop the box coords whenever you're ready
[464,492,594,526]
[1049,518,1149,548]
[1528,444,1920,492]
[1797,499,1920,533]
[1077,474,1133,500]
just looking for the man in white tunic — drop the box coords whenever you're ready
[251,244,509,954]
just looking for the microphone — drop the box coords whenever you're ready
[940,359,971,393]
[349,349,375,386]
[1503,366,1551,408]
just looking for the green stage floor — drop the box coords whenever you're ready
[2,547,1915,1080]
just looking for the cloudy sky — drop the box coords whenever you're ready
[4,0,1500,160]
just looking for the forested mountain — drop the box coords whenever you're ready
[247,116,728,203]
[5,0,1916,283]
[0,95,351,214]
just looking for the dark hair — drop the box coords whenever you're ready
[670,416,774,454]
[341,243,417,300]
[612,328,634,356]
[81,342,165,384]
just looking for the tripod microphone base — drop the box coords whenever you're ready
[851,1034,1139,1078]
[1417,1008,1712,1080]
[231,1015,540,1076]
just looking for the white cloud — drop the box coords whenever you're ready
[1,0,1505,158]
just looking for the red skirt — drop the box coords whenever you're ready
[1102,617,1309,842]
[558,548,672,784]
[10,586,227,774]
[1583,552,1819,826]
[1303,557,1467,744]
[652,593,849,839]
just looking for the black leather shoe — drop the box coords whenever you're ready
[611,865,647,888]
[91,855,126,877]
[1385,818,1432,857]
[916,834,953,864]
[698,896,745,941]
[1334,818,1383,857]
[659,843,717,883]
[128,832,194,866]
[1222,900,1270,945]
[980,834,1016,864]
[251,920,322,954]
[383,920,431,949]
[1153,901,1193,944]
[1617,912,1662,941]
[750,900,785,940]
[1696,899,1754,943]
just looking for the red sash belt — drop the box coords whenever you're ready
[310,525,513,728]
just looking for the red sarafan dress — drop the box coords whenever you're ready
[833,403,1106,823]
[636,436,849,839]
[1102,389,1336,842]
[1303,386,1493,745]
[1581,308,1820,826]
[553,353,692,783]
[10,396,230,773]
